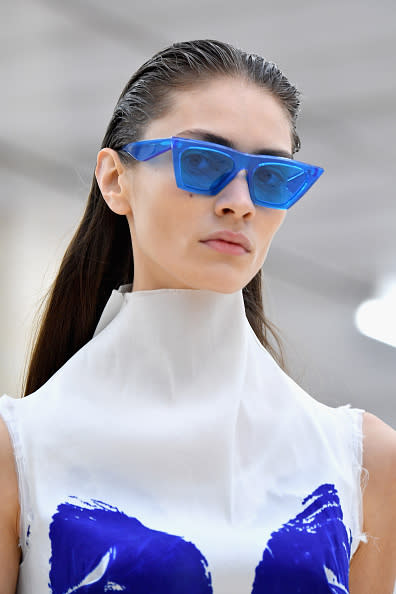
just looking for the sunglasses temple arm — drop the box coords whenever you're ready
[121,138,173,161]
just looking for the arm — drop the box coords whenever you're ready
[349,412,396,594]
[0,416,21,593]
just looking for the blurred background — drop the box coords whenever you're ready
[1,0,395,429]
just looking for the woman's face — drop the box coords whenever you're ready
[112,76,293,293]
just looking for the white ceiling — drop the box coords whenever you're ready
[1,0,395,426]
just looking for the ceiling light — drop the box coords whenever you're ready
[355,279,396,348]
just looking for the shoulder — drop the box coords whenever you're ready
[361,412,396,513]
[0,412,21,542]
[362,411,396,473]
[0,413,22,588]
[349,411,396,593]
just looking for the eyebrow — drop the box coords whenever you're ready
[177,129,293,159]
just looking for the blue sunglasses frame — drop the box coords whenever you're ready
[120,136,324,210]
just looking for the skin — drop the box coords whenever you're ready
[95,76,292,293]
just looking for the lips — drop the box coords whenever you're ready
[201,230,252,252]
[202,239,247,255]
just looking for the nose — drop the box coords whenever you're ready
[213,169,255,218]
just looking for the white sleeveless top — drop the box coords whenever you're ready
[0,285,368,593]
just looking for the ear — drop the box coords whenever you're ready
[95,148,133,215]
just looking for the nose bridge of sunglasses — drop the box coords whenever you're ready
[236,152,257,179]
[231,154,261,203]
[234,166,248,177]
[223,168,253,201]
[232,148,250,177]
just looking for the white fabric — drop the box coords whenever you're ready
[0,285,368,593]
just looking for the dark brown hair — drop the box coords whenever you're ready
[22,39,302,397]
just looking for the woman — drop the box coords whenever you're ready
[0,39,395,593]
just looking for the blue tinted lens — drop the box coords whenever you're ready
[179,147,234,192]
[252,163,306,205]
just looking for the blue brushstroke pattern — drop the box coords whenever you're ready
[251,483,351,594]
[48,483,351,593]
[48,497,213,593]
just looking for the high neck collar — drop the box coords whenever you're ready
[21,283,350,532]
[91,285,254,406]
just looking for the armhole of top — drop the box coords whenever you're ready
[0,395,33,567]
[345,405,369,560]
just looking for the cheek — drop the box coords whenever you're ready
[132,174,193,255]
[272,211,287,232]
[257,210,286,255]
[263,209,287,234]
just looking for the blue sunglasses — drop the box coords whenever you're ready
[120,136,324,210]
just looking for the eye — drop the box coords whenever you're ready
[254,166,285,188]
[181,149,233,178]
[183,151,211,174]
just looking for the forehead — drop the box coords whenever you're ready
[143,76,293,155]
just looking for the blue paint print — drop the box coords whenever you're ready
[251,483,351,594]
[48,497,213,593]
[48,484,351,593]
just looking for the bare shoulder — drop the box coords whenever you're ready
[0,415,20,535]
[0,413,22,589]
[362,411,396,475]
[349,411,396,594]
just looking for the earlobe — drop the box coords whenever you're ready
[95,148,132,215]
